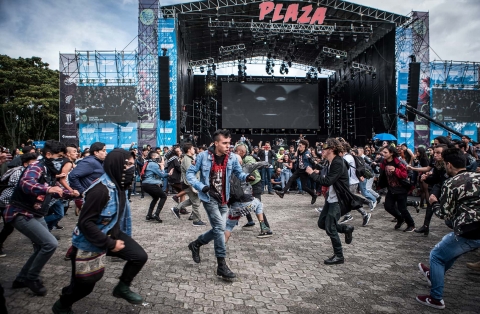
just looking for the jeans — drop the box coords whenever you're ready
[162,177,168,192]
[281,169,292,189]
[429,232,480,300]
[358,180,376,203]
[0,207,14,245]
[197,199,228,258]
[44,200,64,230]
[178,187,202,222]
[60,232,148,307]
[12,215,58,281]
[345,184,367,217]
[296,178,303,192]
[384,192,415,227]
[318,202,350,258]
[283,169,315,197]
[366,178,379,198]
[143,183,167,216]
[261,168,274,192]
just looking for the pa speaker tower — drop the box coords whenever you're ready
[406,62,421,121]
[158,56,170,121]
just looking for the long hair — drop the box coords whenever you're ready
[382,145,399,158]
[325,138,344,155]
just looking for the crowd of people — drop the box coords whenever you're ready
[0,130,479,312]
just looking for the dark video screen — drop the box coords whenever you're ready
[432,88,480,123]
[75,86,137,123]
[222,83,319,129]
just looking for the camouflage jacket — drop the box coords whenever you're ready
[434,170,480,234]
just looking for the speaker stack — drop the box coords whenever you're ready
[406,62,421,121]
[158,56,170,121]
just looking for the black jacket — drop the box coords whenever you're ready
[257,150,277,166]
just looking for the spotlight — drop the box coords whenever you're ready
[352,34,357,42]
[210,30,215,37]
[267,53,272,59]
[287,61,292,67]
[200,66,205,73]
[224,29,229,37]
[372,73,377,79]
[364,35,370,42]
[339,34,344,41]
[212,64,216,71]
[285,68,289,74]
[326,34,331,41]
[238,30,243,38]
[207,84,214,90]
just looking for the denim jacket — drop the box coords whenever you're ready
[72,173,132,253]
[186,149,248,203]
[295,150,313,169]
[142,161,168,185]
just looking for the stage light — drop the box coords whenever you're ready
[238,64,242,71]
[352,34,357,42]
[224,29,228,37]
[238,30,243,38]
[207,84,214,90]
[210,30,215,37]
[326,34,331,41]
[267,53,272,59]
[372,73,377,79]
[285,68,289,74]
[364,35,370,42]
[187,68,192,76]
[339,34,344,41]
[200,66,205,73]
[212,64,216,71]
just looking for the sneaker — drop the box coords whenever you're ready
[172,195,179,204]
[339,215,353,224]
[188,214,194,221]
[53,224,64,230]
[25,279,47,296]
[242,222,255,229]
[257,221,272,238]
[179,208,190,215]
[0,246,6,258]
[369,201,377,211]
[394,219,405,230]
[466,261,480,271]
[418,263,432,286]
[311,195,317,205]
[416,295,445,310]
[275,190,285,198]
[170,207,180,219]
[404,225,415,232]
[52,299,74,314]
[192,220,206,226]
[376,196,382,204]
[315,207,323,214]
[362,213,371,227]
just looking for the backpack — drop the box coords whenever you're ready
[140,161,149,179]
[0,166,23,195]
[350,154,373,179]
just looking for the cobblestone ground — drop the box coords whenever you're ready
[1,192,480,314]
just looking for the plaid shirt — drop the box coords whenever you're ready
[3,162,73,223]
[0,167,23,206]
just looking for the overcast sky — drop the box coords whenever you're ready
[1,0,479,72]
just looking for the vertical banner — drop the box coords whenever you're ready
[158,17,178,147]
[138,0,159,148]
[59,55,78,145]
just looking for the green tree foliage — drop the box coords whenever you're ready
[0,55,59,149]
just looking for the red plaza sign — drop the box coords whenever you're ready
[258,2,327,25]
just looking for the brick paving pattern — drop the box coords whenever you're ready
[1,193,479,313]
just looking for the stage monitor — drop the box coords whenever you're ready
[432,88,480,123]
[222,83,319,129]
[75,86,137,123]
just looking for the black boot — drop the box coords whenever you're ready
[145,215,153,221]
[52,299,74,314]
[217,257,236,279]
[188,240,202,263]
[414,225,429,236]
[152,214,162,223]
[112,280,143,304]
[146,207,154,221]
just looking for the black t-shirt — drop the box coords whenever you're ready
[420,157,429,167]
[209,154,227,204]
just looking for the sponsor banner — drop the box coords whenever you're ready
[78,122,138,152]
[59,70,78,145]
[397,119,415,149]
[158,17,178,147]
[258,2,327,25]
[33,141,45,149]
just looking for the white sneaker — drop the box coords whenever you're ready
[315,207,323,213]
[370,201,377,211]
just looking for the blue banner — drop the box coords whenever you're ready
[78,122,138,152]
[158,18,177,148]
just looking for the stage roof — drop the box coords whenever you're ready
[160,0,410,72]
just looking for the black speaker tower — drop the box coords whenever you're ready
[158,56,170,121]
[406,62,421,121]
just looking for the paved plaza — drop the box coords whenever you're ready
[1,193,479,314]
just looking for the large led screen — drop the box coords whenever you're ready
[222,83,319,129]
[75,86,137,123]
[432,88,480,123]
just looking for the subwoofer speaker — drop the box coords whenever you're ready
[158,56,170,121]
[406,62,421,121]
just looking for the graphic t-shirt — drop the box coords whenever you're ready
[209,153,228,204]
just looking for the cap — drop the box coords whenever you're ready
[279,147,285,151]
[230,145,234,148]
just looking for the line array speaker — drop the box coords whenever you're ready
[158,56,170,121]
[406,62,421,121]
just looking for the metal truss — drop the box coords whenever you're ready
[431,61,480,88]
[209,20,372,35]
[219,44,246,55]
[322,47,347,58]
[161,0,409,26]
[188,58,215,68]
[220,76,315,83]
[351,62,376,73]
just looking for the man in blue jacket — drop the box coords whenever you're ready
[186,129,254,279]
[69,142,107,199]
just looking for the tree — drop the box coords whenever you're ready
[0,55,59,149]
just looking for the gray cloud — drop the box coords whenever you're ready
[0,0,477,70]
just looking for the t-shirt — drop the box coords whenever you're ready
[343,154,359,185]
[209,154,227,204]
[272,173,282,184]
[326,164,339,203]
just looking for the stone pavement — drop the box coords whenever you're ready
[1,192,479,314]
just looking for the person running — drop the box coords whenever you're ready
[52,149,148,313]
[5,140,79,296]
[186,129,254,279]
[305,138,354,265]
[172,142,206,226]
[377,145,416,232]
[142,151,169,223]
[416,148,480,310]
[275,139,317,205]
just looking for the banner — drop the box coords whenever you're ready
[158,17,178,147]
[59,69,78,145]
[78,122,138,152]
